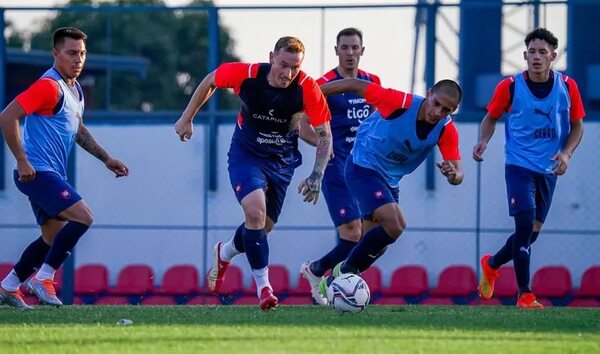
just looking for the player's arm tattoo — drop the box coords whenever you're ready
[75,124,111,163]
[307,124,332,189]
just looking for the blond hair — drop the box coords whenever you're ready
[273,36,305,55]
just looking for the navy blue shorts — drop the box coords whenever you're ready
[228,153,294,224]
[344,157,399,221]
[322,157,361,227]
[14,170,82,225]
[505,164,557,223]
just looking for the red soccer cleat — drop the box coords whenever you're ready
[207,242,230,294]
[517,292,544,309]
[477,254,500,300]
[259,286,278,311]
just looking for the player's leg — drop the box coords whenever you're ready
[334,159,402,276]
[516,172,557,309]
[302,164,361,304]
[29,198,92,306]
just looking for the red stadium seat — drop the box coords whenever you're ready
[0,263,14,279]
[469,297,503,306]
[381,265,429,297]
[373,297,407,305]
[361,267,382,295]
[280,296,314,305]
[94,296,130,305]
[287,274,311,296]
[244,264,289,295]
[430,265,476,297]
[108,264,154,295]
[23,295,39,306]
[156,265,199,296]
[234,296,260,306]
[203,265,243,295]
[568,298,600,308]
[187,296,222,305]
[575,266,600,298]
[75,264,109,295]
[140,296,177,305]
[493,266,518,298]
[532,266,572,298]
[420,297,455,306]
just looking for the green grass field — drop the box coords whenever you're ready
[0,305,598,354]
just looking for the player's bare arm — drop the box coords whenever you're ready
[552,118,584,176]
[175,70,218,142]
[76,123,129,177]
[473,113,497,162]
[320,78,370,97]
[298,122,332,204]
[436,159,463,185]
[0,100,35,182]
[298,114,318,146]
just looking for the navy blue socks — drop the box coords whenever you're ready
[13,236,51,282]
[242,227,269,269]
[310,239,357,277]
[342,226,394,274]
[44,221,89,269]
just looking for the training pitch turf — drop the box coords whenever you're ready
[0,305,598,353]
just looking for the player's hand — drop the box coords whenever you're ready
[551,152,570,176]
[297,172,323,205]
[472,142,487,162]
[436,160,461,185]
[105,158,129,178]
[175,118,194,142]
[16,158,36,182]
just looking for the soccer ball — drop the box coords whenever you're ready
[327,273,370,313]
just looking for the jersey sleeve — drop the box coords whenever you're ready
[368,73,381,85]
[300,73,331,127]
[486,77,513,119]
[364,83,413,118]
[437,120,461,160]
[563,76,586,120]
[15,78,61,116]
[316,69,337,85]
[214,62,259,94]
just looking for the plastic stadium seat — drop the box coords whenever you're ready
[280,296,314,305]
[532,266,572,298]
[244,264,290,295]
[287,274,311,296]
[361,267,382,295]
[75,264,109,295]
[23,295,39,306]
[0,263,14,279]
[381,265,429,297]
[234,296,260,305]
[156,264,199,296]
[568,298,600,308]
[420,297,455,306]
[203,265,243,295]
[108,264,154,296]
[187,296,221,305]
[373,297,407,305]
[469,297,502,306]
[140,296,177,305]
[575,266,600,298]
[95,296,130,305]
[430,265,476,297]
[493,266,518,298]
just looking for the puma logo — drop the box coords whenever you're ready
[533,108,551,120]
[519,246,530,255]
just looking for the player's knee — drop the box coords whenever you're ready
[383,220,405,239]
[244,209,266,228]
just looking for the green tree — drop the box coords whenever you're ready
[17,0,240,110]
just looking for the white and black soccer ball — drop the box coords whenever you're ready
[327,273,370,313]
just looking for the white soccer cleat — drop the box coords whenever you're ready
[300,261,328,305]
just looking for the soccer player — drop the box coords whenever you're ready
[473,27,584,309]
[298,28,380,305]
[0,28,129,309]
[174,36,332,311]
[315,78,463,298]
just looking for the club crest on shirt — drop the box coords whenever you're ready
[59,189,72,200]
